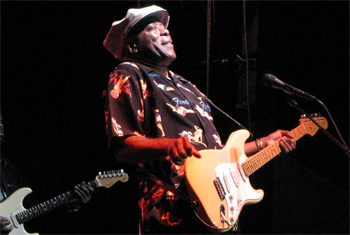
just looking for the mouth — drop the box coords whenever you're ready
[162,41,173,45]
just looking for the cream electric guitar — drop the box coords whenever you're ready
[0,170,129,235]
[184,115,328,232]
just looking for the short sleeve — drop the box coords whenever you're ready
[104,65,145,145]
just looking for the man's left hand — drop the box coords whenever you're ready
[263,129,297,154]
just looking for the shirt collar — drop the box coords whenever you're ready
[134,62,190,84]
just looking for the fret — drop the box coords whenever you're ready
[26,209,32,219]
[62,192,70,203]
[23,210,30,222]
[31,206,37,217]
[50,199,55,208]
[41,202,48,212]
[252,159,257,171]
[34,205,41,216]
[262,150,268,162]
[27,208,34,220]
[243,162,249,176]
[56,194,63,205]
[258,155,263,166]
[247,164,251,175]
[45,201,52,210]
[58,194,65,204]
[17,212,24,224]
[88,180,98,189]
[297,126,305,139]
[15,214,23,224]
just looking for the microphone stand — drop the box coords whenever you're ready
[287,98,350,157]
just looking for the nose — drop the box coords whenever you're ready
[161,28,170,36]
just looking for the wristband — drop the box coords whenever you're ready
[255,138,264,151]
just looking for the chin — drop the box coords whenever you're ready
[154,54,176,67]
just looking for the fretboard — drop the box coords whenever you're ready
[16,180,98,224]
[242,124,306,176]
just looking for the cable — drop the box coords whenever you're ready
[242,0,252,132]
[205,96,254,138]
[206,0,212,97]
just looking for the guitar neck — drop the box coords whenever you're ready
[15,180,98,224]
[242,124,306,176]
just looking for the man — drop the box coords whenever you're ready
[103,5,296,234]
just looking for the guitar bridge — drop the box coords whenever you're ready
[214,177,226,200]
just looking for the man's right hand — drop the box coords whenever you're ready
[167,136,201,165]
[0,216,13,234]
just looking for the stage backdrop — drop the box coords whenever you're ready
[1,1,348,234]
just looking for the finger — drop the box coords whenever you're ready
[182,136,193,156]
[191,147,201,158]
[169,144,179,158]
[281,137,293,152]
[281,130,294,139]
[86,184,95,192]
[3,224,13,231]
[74,188,86,202]
[75,185,89,199]
[75,186,85,197]
[286,137,296,151]
[0,219,10,226]
[176,138,188,159]
[81,185,89,193]
[169,144,183,165]
[76,188,90,203]
[79,183,92,194]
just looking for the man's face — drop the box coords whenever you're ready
[134,21,176,66]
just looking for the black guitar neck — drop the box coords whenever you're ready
[15,180,98,224]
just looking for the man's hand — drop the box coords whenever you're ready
[167,136,201,165]
[74,181,94,204]
[0,216,13,233]
[67,181,94,212]
[263,129,297,154]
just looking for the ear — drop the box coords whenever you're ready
[127,42,138,54]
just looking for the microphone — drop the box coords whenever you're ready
[262,73,319,102]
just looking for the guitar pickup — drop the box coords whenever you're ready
[214,177,226,200]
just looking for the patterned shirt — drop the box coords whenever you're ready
[104,62,223,230]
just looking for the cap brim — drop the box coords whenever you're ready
[127,10,169,36]
[103,18,130,60]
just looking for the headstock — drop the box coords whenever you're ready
[299,113,328,136]
[95,169,129,189]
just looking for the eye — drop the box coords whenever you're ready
[145,24,157,31]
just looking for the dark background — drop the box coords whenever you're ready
[1,1,349,234]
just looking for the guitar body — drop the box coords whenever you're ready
[184,129,264,232]
[184,115,327,232]
[0,187,38,235]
